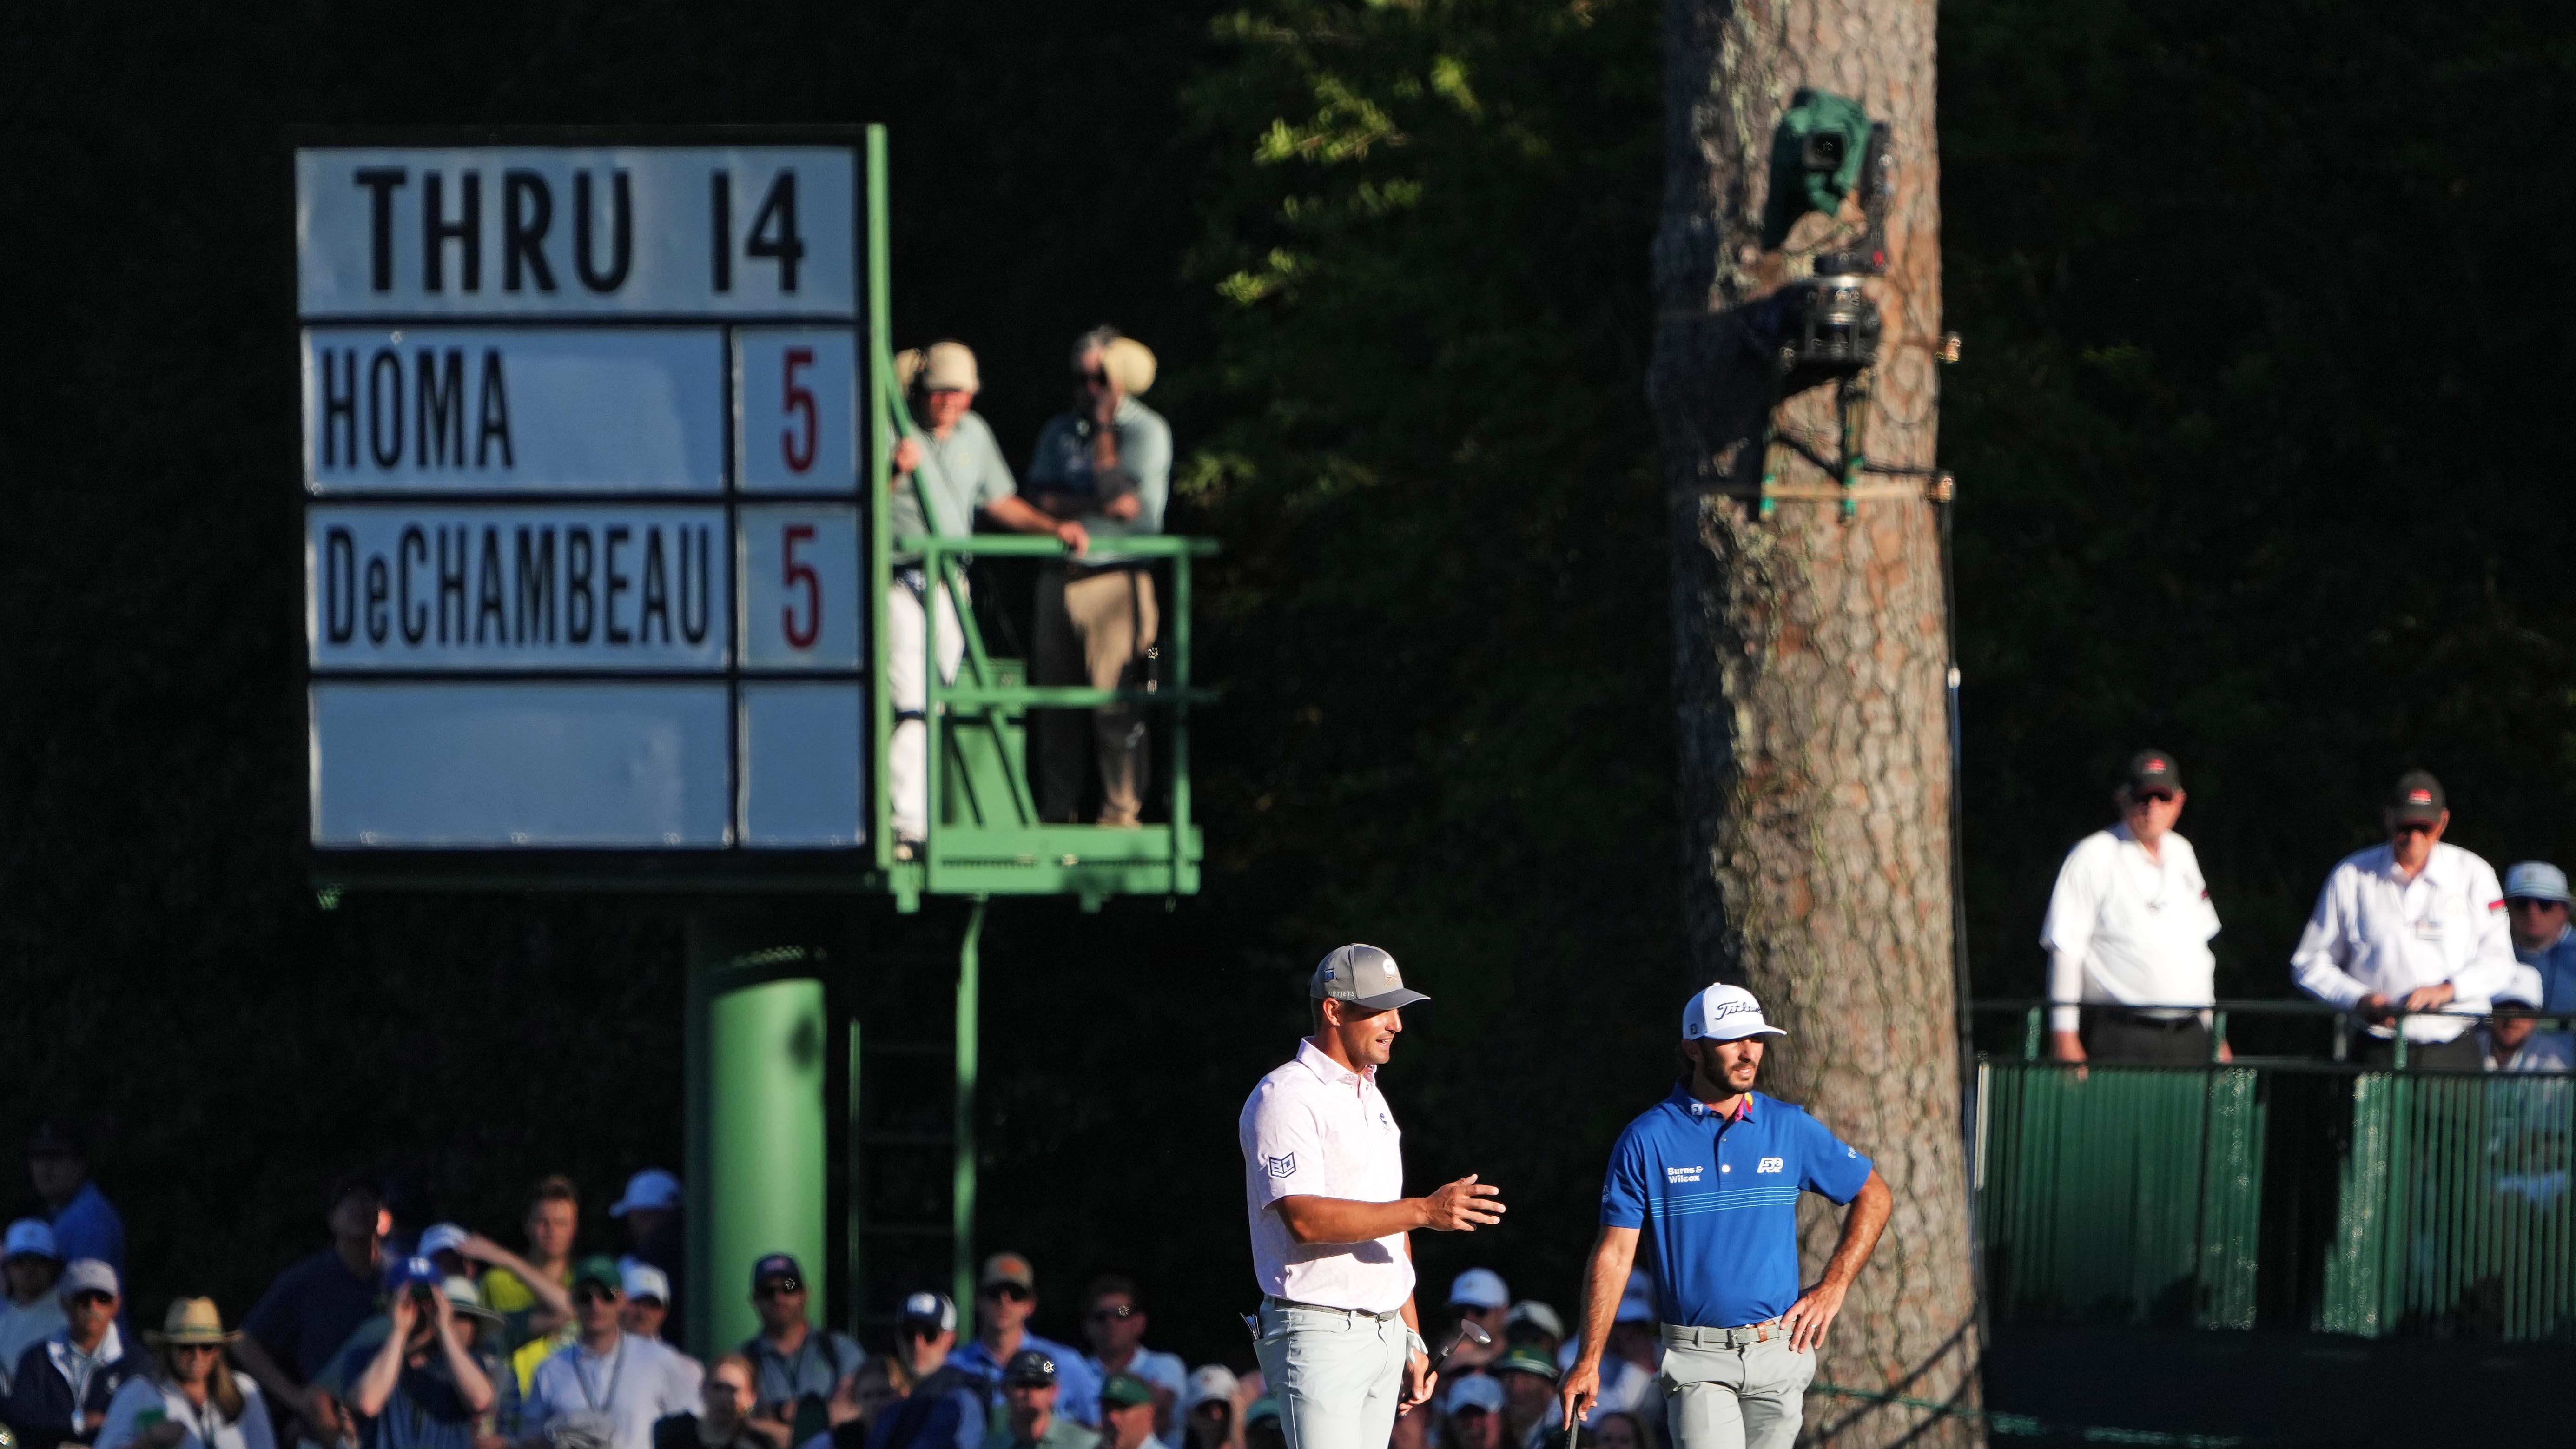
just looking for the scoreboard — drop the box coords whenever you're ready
[299,135,877,852]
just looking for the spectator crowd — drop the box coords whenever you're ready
[0,1136,1664,1449]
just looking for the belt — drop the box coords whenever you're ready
[1662,1318,1786,1348]
[2099,1007,2202,1029]
[1263,1295,1402,1322]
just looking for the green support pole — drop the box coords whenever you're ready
[953,899,985,1315]
[685,920,829,1356]
[845,1012,865,1338]
[867,124,895,876]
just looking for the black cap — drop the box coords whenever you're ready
[1004,1349,1058,1387]
[751,1253,803,1290]
[324,1171,384,1212]
[2121,749,2182,797]
[2390,770,2446,826]
[24,1121,85,1161]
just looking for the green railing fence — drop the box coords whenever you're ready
[1973,999,2576,1343]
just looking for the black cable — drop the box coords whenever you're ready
[1937,489,1988,1349]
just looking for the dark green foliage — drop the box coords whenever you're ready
[1941,0,2576,1032]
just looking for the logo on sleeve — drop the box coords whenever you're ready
[1664,1165,1703,1184]
[1757,1157,1784,1174]
[1265,1153,1297,1178]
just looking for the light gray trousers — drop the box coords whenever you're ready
[1660,1324,1816,1449]
[1254,1302,1408,1449]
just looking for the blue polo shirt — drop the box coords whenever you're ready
[1599,1087,1873,1328]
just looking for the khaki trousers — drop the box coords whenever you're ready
[1661,1324,1815,1449]
[1253,1302,1407,1449]
[1034,565,1156,825]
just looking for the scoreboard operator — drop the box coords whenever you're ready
[1239,944,1506,1449]
[1559,985,1892,1449]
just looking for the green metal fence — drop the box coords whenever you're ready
[1973,1000,2576,1343]
[2318,1069,2576,1338]
[1977,1062,2265,1329]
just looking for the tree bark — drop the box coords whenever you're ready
[1654,0,1979,1444]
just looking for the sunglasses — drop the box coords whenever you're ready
[2124,791,2176,807]
[756,1279,805,1299]
[70,1291,113,1308]
[981,1284,1032,1303]
[1089,1304,1136,1323]
[2393,821,2437,836]
[172,1344,220,1358]
[572,1286,620,1304]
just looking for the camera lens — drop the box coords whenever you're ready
[1803,132,1844,169]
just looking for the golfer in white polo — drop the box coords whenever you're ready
[1239,944,1506,1449]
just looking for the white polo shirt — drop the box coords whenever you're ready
[2291,841,2517,1042]
[1238,1038,1414,1314]
[2040,826,2221,1032]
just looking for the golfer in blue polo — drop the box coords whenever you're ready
[1558,984,1891,1449]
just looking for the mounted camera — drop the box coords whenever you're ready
[1750,90,1891,377]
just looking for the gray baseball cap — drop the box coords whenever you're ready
[1310,944,1428,1011]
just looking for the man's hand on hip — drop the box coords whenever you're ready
[1783,1278,1849,1353]
[1420,1174,1506,1231]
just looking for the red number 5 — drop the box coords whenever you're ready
[781,346,817,473]
[781,523,820,647]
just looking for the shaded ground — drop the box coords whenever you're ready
[1984,1321,2576,1447]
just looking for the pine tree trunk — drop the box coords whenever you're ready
[1653,0,1981,1443]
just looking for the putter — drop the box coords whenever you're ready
[1429,1320,1492,1376]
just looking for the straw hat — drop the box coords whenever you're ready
[148,1297,239,1346]
[1099,337,1156,397]
[893,341,980,393]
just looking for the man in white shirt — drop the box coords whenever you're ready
[2290,770,2516,1070]
[1237,944,1505,1449]
[2041,750,2227,1065]
[522,1258,698,1449]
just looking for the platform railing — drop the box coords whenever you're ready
[1970,998,2576,1342]
[895,532,1218,906]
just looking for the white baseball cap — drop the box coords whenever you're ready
[1448,1267,1509,1310]
[2496,964,2549,1011]
[1182,1364,1239,1412]
[2505,862,2573,905]
[1683,983,1787,1042]
[418,1223,470,1258]
[609,1169,682,1217]
[1443,1375,1505,1414]
[4,1219,59,1261]
[58,1257,117,1303]
[619,1260,670,1303]
[1506,1300,1564,1338]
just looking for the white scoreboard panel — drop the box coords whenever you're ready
[299,137,872,851]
